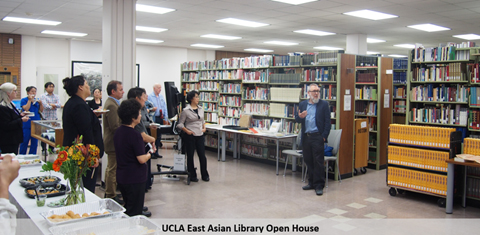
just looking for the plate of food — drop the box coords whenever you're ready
[18,159,42,167]
[25,184,68,199]
[93,109,109,114]
[19,175,61,188]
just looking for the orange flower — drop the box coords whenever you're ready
[52,159,62,172]
[57,150,68,162]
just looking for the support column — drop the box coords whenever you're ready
[102,0,136,93]
[346,34,367,55]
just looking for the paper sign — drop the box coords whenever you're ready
[386,70,393,74]
[384,93,390,108]
[344,95,351,111]
[345,89,350,95]
[361,121,367,128]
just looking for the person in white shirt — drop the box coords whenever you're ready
[0,154,21,235]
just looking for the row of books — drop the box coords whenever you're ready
[302,51,340,65]
[243,87,268,100]
[463,138,480,156]
[393,71,407,84]
[243,103,269,116]
[270,87,301,102]
[252,118,272,130]
[394,100,406,113]
[393,58,408,70]
[410,105,468,126]
[219,96,241,107]
[242,135,268,146]
[200,81,219,91]
[354,101,377,116]
[219,106,241,118]
[273,55,301,66]
[388,145,449,172]
[355,86,377,100]
[242,70,269,83]
[468,63,480,83]
[470,87,480,106]
[410,84,468,102]
[269,73,301,84]
[220,83,241,93]
[201,103,217,112]
[302,84,336,100]
[394,86,406,98]
[356,55,378,67]
[303,67,336,82]
[218,116,238,126]
[241,144,269,159]
[205,112,218,123]
[389,124,455,148]
[356,72,376,83]
[269,103,297,118]
[469,110,480,130]
[182,72,200,82]
[412,63,466,81]
[413,42,475,62]
[281,120,301,135]
[183,83,200,92]
[204,134,218,148]
[199,92,219,102]
[466,178,480,199]
[387,166,447,196]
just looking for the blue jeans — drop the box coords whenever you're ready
[19,128,38,154]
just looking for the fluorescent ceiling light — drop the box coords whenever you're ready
[41,30,86,37]
[389,54,408,58]
[314,46,344,50]
[294,29,335,36]
[136,4,175,14]
[244,48,274,53]
[191,44,224,48]
[367,51,380,55]
[343,10,398,20]
[136,26,167,33]
[271,0,318,5]
[394,44,415,49]
[201,34,241,40]
[367,38,386,43]
[136,38,163,43]
[407,23,450,32]
[264,41,298,46]
[453,34,480,40]
[216,18,269,27]
[2,16,61,25]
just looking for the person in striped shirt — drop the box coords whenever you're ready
[39,82,62,154]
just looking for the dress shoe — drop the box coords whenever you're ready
[302,185,314,190]
[114,195,124,205]
[142,211,152,217]
[145,188,149,193]
[202,177,210,182]
[143,206,148,212]
[190,178,199,182]
[316,188,324,196]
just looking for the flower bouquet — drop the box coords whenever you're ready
[42,135,100,205]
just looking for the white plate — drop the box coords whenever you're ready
[93,109,110,113]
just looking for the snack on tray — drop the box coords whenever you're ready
[47,211,110,222]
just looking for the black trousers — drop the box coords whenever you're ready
[117,181,146,216]
[0,144,19,155]
[183,134,208,180]
[154,116,163,149]
[302,133,325,190]
[144,145,153,188]
[82,167,99,193]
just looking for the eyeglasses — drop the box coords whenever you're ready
[309,90,320,93]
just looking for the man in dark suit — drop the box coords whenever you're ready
[295,84,331,196]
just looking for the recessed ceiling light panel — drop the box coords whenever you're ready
[367,38,386,43]
[191,44,224,48]
[244,48,274,53]
[136,4,175,14]
[407,23,450,32]
[313,46,344,50]
[294,29,335,36]
[271,0,318,5]
[388,54,408,58]
[216,18,269,27]
[3,16,61,25]
[394,44,416,49]
[136,38,164,43]
[367,51,380,55]
[201,34,241,40]
[136,26,168,33]
[453,34,480,40]
[264,41,298,46]
[41,30,87,37]
[343,10,398,20]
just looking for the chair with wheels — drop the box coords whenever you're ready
[282,132,306,181]
[324,129,342,188]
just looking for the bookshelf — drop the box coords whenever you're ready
[387,124,462,207]
[463,138,480,202]
[393,58,408,124]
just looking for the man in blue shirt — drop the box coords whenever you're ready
[147,84,169,159]
[295,84,331,196]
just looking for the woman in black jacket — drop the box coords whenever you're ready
[0,82,29,154]
[62,76,104,193]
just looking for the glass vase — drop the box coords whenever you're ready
[65,177,85,206]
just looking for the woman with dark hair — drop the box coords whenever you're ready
[88,88,102,118]
[62,75,104,193]
[19,86,43,154]
[177,90,209,182]
[0,82,29,154]
[114,98,152,217]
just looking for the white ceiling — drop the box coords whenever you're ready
[1,0,480,57]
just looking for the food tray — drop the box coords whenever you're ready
[25,184,68,198]
[40,198,126,226]
[19,175,61,188]
[18,159,43,167]
[49,215,160,235]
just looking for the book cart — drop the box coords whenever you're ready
[386,124,462,207]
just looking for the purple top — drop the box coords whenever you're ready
[114,125,147,184]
